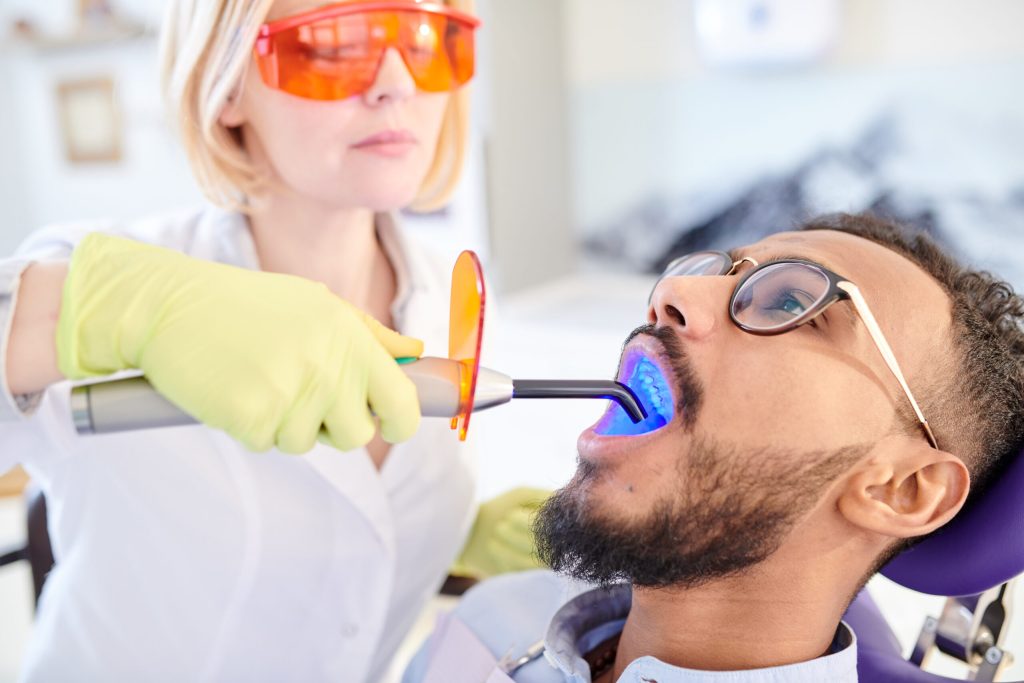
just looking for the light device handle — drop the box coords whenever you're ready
[70,357,514,435]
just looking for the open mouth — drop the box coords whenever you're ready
[594,350,674,437]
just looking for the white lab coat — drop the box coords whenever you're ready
[0,206,477,682]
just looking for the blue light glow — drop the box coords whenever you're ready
[594,354,674,436]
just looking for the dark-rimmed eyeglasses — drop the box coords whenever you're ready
[652,250,938,449]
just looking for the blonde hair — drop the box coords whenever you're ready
[159,0,474,212]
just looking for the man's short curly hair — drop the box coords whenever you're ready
[802,213,1024,506]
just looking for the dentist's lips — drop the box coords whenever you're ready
[579,334,680,460]
[351,129,418,157]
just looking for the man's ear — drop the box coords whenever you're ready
[837,435,970,539]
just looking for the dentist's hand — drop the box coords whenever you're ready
[57,233,423,453]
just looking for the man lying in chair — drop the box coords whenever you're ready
[403,213,1024,683]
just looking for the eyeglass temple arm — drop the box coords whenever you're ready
[837,282,939,450]
[727,256,759,275]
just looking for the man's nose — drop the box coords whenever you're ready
[362,48,417,105]
[647,276,730,340]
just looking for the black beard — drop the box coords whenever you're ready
[533,435,867,589]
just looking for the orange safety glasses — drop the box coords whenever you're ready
[448,250,485,441]
[254,1,481,102]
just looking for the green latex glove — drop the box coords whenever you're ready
[57,233,423,453]
[452,487,552,579]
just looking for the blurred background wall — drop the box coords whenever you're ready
[1,1,1023,680]
[0,1,198,255]
[563,0,1024,286]
[1,0,1021,280]
[566,0,1024,227]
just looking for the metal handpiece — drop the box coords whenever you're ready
[70,358,514,435]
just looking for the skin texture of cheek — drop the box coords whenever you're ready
[702,340,896,452]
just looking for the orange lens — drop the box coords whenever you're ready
[254,3,478,101]
[448,250,485,441]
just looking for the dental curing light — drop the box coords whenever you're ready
[69,360,648,435]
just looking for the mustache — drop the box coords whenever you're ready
[622,324,703,430]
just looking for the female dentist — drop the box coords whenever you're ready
[0,1,489,680]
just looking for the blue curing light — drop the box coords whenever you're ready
[595,355,673,436]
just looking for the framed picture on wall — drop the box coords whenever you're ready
[56,77,122,164]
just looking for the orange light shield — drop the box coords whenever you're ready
[448,250,485,440]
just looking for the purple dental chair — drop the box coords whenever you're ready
[843,445,1024,682]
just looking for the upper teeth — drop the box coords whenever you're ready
[632,358,670,416]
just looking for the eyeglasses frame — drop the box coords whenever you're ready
[256,1,481,57]
[655,250,939,450]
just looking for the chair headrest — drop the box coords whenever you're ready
[882,445,1024,596]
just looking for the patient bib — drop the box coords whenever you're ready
[422,612,516,683]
